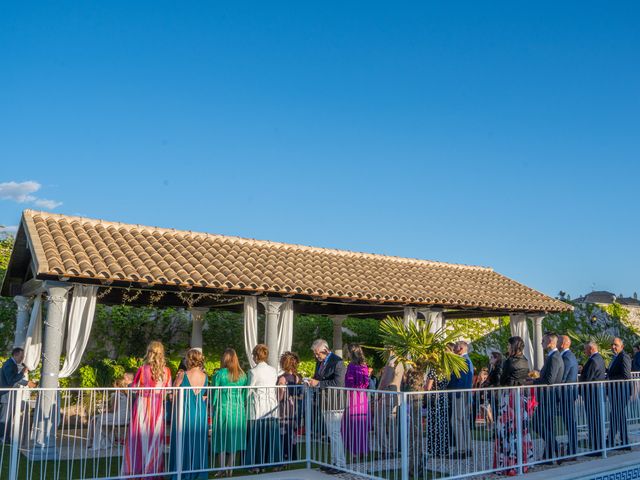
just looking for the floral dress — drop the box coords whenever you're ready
[493,389,536,475]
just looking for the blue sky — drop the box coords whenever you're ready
[1,2,639,299]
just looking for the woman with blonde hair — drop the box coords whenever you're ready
[169,349,209,479]
[211,348,248,477]
[122,341,172,477]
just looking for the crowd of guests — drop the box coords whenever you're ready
[117,339,376,478]
[1,334,640,478]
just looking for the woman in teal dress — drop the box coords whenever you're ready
[170,349,209,480]
[211,348,248,477]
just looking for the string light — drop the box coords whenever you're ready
[97,286,113,299]
[148,290,166,306]
[121,288,142,305]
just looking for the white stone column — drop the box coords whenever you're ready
[259,298,285,369]
[35,283,70,450]
[532,315,545,371]
[403,307,417,327]
[13,295,31,348]
[418,308,444,333]
[330,315,346,358]
[189,307,208,351]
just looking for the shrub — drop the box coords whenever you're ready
[297,360,316,378]
[78,365,98,388]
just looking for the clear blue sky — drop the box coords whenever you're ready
[1,2,639,299]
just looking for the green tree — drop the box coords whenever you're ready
[0,236,16,351]
[371,316,467,379]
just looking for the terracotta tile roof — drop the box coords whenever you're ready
[14,210,570,313]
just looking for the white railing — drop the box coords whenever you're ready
[1,379,639,479]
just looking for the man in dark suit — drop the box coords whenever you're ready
[558,335,578,457]
[309,339,346,470]
[607,337,632,449]
[580,341,606,453]
[533,332,564,462]
[0,348,34,441]
[447,340,474,459]
[632,344,640,372]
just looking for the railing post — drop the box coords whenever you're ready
[175,387,184,480]
[9,390,22,480]
[598,383,607,459]
[305,385,312,469]
[514,387,524,475]
[400,392,408,480]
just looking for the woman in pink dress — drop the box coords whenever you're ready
[122,341,172,478]
[341,344,370,457]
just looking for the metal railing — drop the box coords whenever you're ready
[0,379,639,479]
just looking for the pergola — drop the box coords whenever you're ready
[2,210,570,451]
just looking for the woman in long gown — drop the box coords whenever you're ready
[170,349,209,480]
[341,344,370,457]
[494,336,535,476]
[211,348,248,477]
[122,341,172,478]
[424,367,449,457]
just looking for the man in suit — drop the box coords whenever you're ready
[0,348,34,441]
[607,337,632,449]
[447,340,474,459]
[533,332,564,462]
[309,339,346,470]
[632,344,640,372]
[558,335,578,457]
[580,341,606,453]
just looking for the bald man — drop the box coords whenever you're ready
[607,337,631,449]
[558,335,578,456]
[580,341,606,453]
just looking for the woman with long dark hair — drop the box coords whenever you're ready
[211,348,248,477]
[341,344,370,457]
[494,336,534,476]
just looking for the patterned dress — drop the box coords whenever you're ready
[121,364,172,478]
[493,389,536,475]
[424,368,449,456]
[341,363,370,455]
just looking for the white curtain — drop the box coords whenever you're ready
[509,314,534,369]
[23,295,43,371]
[403,307,417,327]
[418,309,444,333]
[59,285,98,378]
[277,300,294,356]
[243,296,259,368]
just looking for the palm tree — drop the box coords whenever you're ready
[371,316,468,380]
[568,330,613,362]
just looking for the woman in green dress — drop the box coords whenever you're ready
[211,348,248,477]
[170,349,209,479]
